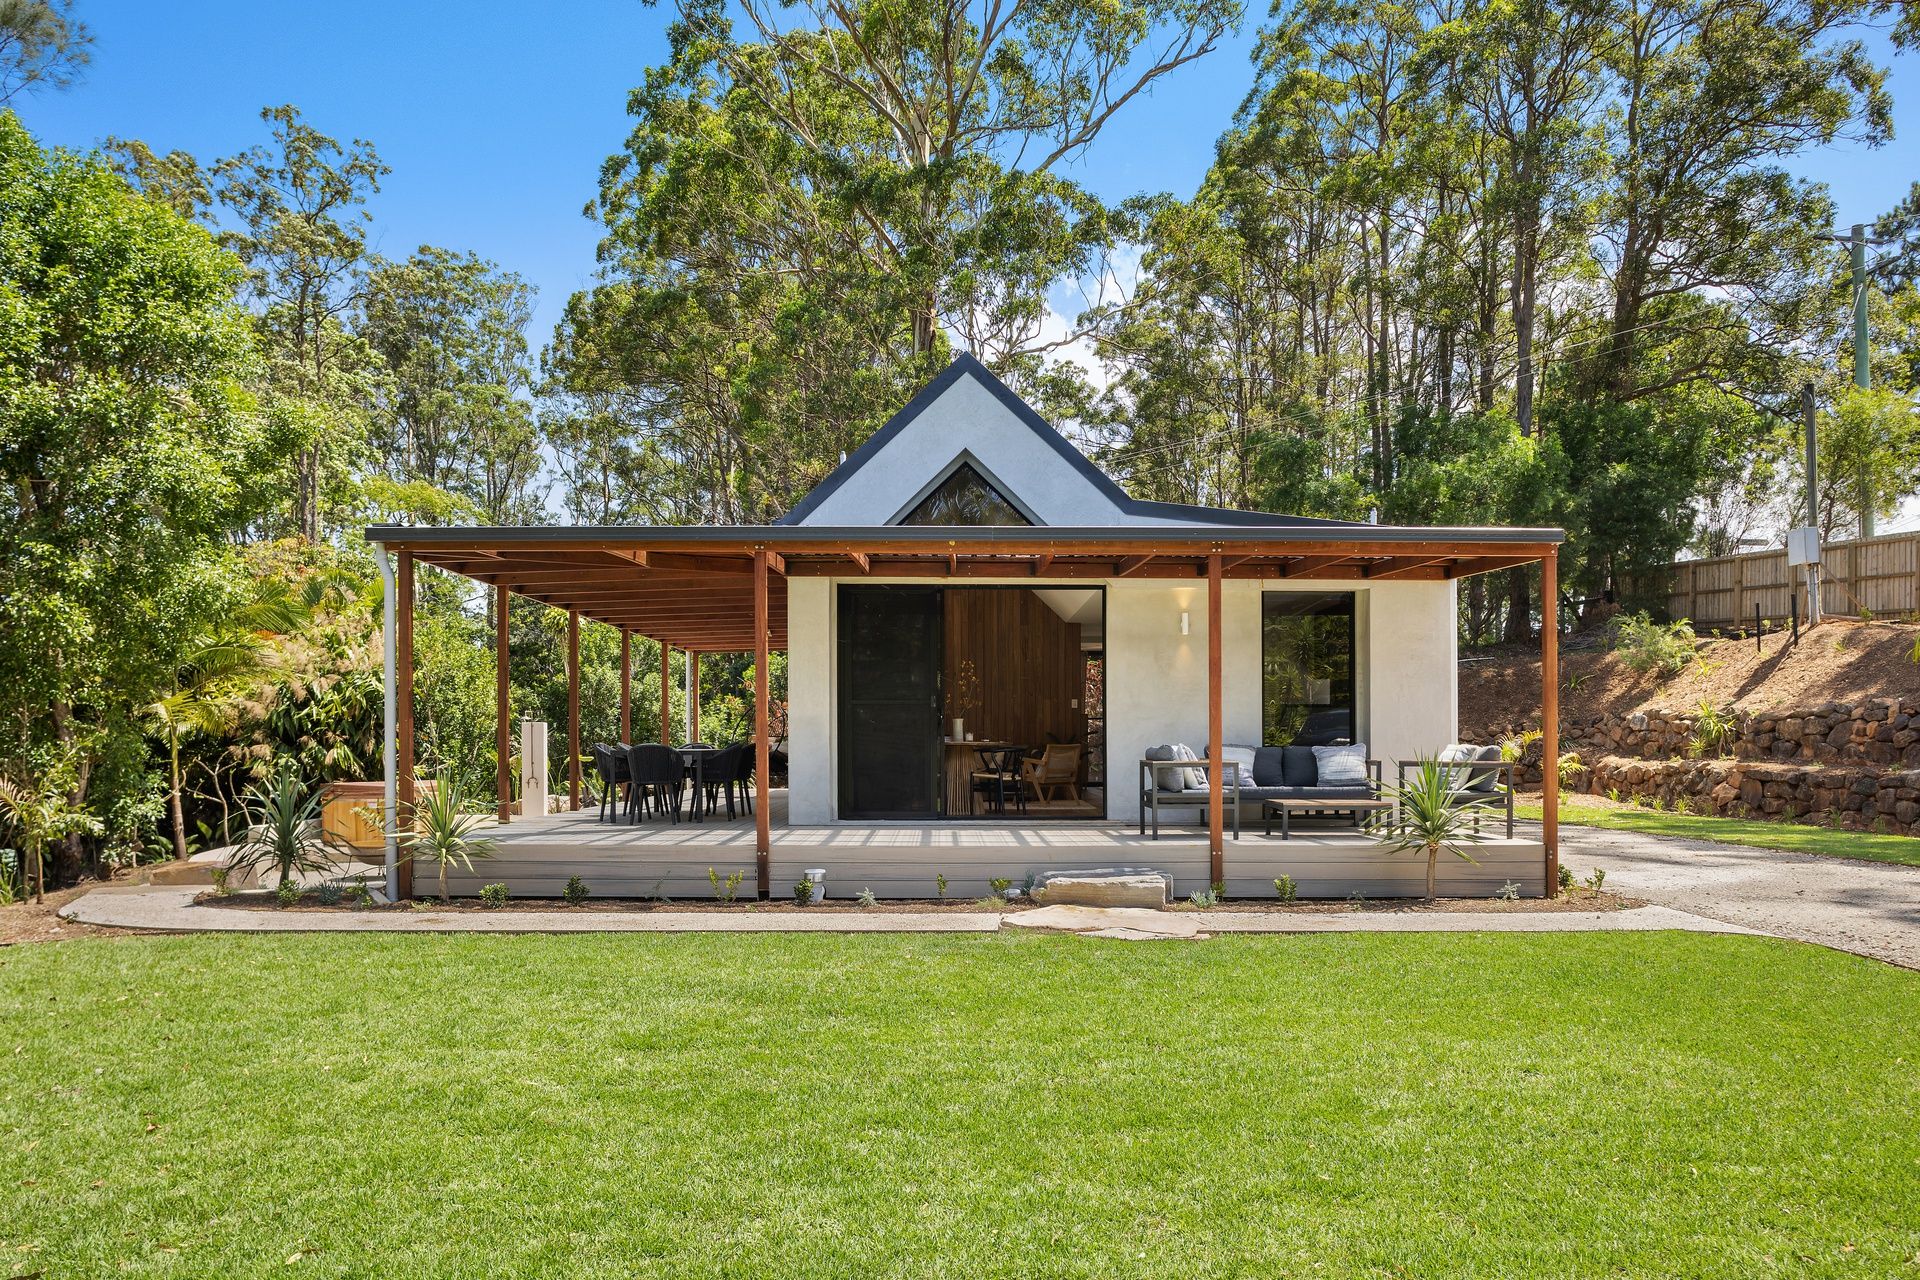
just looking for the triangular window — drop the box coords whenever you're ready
[896,462,1032,526]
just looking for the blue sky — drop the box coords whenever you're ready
[20,2,1917,357]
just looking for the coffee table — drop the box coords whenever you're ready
[1262,796,1393,839]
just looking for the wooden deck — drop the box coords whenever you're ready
[435,792,1549,900]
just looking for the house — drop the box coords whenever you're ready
[366,354,1565,900]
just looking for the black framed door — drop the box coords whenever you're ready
[837,586,943,818]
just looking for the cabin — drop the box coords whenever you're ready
[366,354,1565,900]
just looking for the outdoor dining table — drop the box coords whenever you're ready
[675,745,726,821]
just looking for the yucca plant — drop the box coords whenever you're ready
[1372,756,1484,902]
[229,764,334,891]
[401,780,498,903]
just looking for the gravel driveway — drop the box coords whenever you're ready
[1538,822,1920,970]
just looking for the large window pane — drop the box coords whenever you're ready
[1262,592,1355,745]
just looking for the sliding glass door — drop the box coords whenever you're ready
[837,586,944,818]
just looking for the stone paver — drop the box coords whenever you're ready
[1544,821,1920,969]
[1006,903,1205,937]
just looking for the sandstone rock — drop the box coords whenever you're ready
[1039,873,1170,909]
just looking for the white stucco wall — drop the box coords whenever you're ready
[792,373,1194,526]
[780,575,1459,825]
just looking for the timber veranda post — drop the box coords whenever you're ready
[688,652,701,744]
[619,630,631,746]
[567,610,581,812]
[660,640,673,745]
[395,548,415,899]
[753,548,771,897]
[1207,552,1224,885]
[1541,550,1560,894]
[495,584,511,823]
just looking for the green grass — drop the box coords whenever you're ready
[1518,801,1920,866]
[2,933,1916,1277]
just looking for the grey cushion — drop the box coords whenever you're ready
[1281,745,1318,787]
[1467,744,1506,793]
[1260,785,1376,802]
[1313,743,1369,787]
[1171,742,1206,790]
[1252,746,1286,787]
[1221,744,1256,786]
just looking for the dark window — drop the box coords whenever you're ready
[1262,592,1355,745]
[897,463,1031,526]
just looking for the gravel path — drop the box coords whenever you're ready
[1547,822,1920,969]
[60,886,1752,941]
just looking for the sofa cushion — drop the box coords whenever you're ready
[1437,742,1477,789]
[1171,742,1206,790]
[1221,744,1256,787]
[1467,744,1507,793]
[1251,746,1286,787]
[1313,743,1370,787]
[1281,745,1318,787]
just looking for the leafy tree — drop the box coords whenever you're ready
[0,0,89,104]
[0,112,282,877]
[0,754,99,902]
[215,105,389,540]
[1813,384,1920,539]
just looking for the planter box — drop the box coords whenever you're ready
[320,781,436,850]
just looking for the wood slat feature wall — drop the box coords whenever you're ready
[1656,533,1920,624]
[942,588,1087,754]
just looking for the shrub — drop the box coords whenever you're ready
[1494,880,1521,902]
[275,879,301,908]
[935,872,948,901]
[1608,612,1698,676]
[988,876,1012,900]
[707,867,745,902]
[563,875,590,906]
[1187,886,1219,908]
[1373,757,1485,902]
[1689,700,1738,757]
[209,866,230,897]
[793,876,815,906]
[1556,752,1583,789]
[401,780,499,904]
[316,881,344,907]
[350,884,374,909]
[856,887,878,908]
[479,882,510,908]
[1273,874,1297,902]
[231,765,333,893]
[1557,865,1576,895]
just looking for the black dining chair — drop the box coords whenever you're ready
[624,743,684,824]
[591,744,630,824]
[697,744,748,822]
[970,746,1028,816]
[731,744,755,816]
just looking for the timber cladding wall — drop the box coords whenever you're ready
[942,587,1087,751]
[1655,533,1920,625]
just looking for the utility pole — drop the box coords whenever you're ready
[1801,383,1822,625]
[1851,224,1874,537]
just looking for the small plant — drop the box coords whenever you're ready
[275,879,301,908]
[1584,867,1607,894]
[988,876,1013,900]
[210,866,231,896]
[1499,730,1541,764]
[1347,890,1368,910]
[316,881,344,907]
[1557,865,1576,895]
[350,884,374,909]
[1556,752,1583,789]
[856,886,878,908]
[707,867,746,902]
[1187,886,1220,908]
[1273,874,1298,902]
[1858,605,1874,623]
[1645,794,1667,812]
[479,882,510,908]
[793,875,816,906]
[563,875,590,906]
[1689,700,1738,757]
[399,779,499,903]
[1607,612,1698,676]
[1565,671,1591,692]
[1494,880,1521,902]
[230,764,333,893]
[1020,871,1040,898]
[1909,632,1920,665]
[935,872,949,901]
[1372,757,1485,902]
[1605,787,1621,804]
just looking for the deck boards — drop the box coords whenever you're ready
[424,794,1547,900]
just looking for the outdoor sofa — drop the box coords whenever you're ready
[1139,742,1381,839]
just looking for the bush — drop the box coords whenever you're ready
[1608,612,1698,676]
[1273,874,1297,902]
[275,879,301,908]
[563,875,590,906]
[479,882,510,908]
[1690,700,1738,757]
[316,881,344,906]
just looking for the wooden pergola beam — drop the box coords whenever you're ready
[1365,556,1453,581]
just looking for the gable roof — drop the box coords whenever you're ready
[775,352,1367,530]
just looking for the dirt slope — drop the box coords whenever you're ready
[1459,619,1920,738]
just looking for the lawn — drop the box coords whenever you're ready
[1517,800,1920,867]
[2,932,1915,1278]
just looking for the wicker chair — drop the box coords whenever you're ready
[1022,743,1083,803]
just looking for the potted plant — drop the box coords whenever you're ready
[401,779,499,903]
[228,764,334,897]
[1373,757,1484,902]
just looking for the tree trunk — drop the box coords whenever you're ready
[1502,566,1532,645]
[1426,844,1437,902]
[168,737,189,863]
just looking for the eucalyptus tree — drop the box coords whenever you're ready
[362,247,545,523]
[0,0,89,104]
[215,105,389,540]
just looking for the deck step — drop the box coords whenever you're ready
[1039,871,1171,909]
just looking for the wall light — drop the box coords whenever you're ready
[1179,610,1190,636]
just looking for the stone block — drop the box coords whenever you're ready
[1040,873,1170,909]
